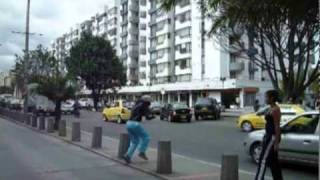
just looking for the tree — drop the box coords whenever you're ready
[66,33,126,110]
[161,0,320,103]
[13,45,75,129]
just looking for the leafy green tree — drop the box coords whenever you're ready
[161,0,320,103]
[13,45,75,129]
[66,33,126,110]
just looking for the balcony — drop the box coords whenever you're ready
[149,60,157,65]
[121,0,128,4]
[148,46,156,52]
[129,39,138,45]
[229,61,245,72]
[120,53,128,60]
[121,19,128,26]
[140,48,146,54]
[129,62,138,68]
[129,16,139,23]
[128,75,139,81]
[129,50,139,57]
[120,42,128,48]
[120,31,128,37]
[129,27,139,34]
[129,4,139,12]
[148,7,158,14]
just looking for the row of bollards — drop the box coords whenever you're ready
[23,115,239,178]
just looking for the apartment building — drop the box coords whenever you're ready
[108,0,273,108]
[51,3,121,61]
[51,0,275,108]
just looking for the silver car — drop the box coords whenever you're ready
[243,111,319,167]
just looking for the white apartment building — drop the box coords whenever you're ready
[51,3,121,61]
[109,0,273,108]
[51,0,276,108]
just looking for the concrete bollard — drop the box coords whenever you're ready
[71,122,81,141]
[31,115,38,128]
[59,120,67,137]
[118,133,130,158]
[47,118,55,133]
[91,126,102,148]
[157,141,172,174]
[220,154,239,180]
[38,116,45,130]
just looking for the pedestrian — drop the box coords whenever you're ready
[122,95,154,164]
[73,99,80,118]
[255,90,283,180]
[253,99,260,112]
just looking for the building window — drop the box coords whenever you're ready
[156,35,166,45]
[140,0,146,6]
[175,58,191,69]
[140,11,147,18]
[176,74,191,82]
[176,11,191,23]
[176,27,191,38]
[179,0,190,8]
[176,42,192,54]
[156,63,168,73]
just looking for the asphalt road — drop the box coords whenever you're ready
[64,110,318,180]
[0,117,159,180]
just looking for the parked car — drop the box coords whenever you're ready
[8,98,23,110]
[102,100,131,124]
[78,98,94,109]
[150,101,163,115]
[243,111,319,167]
[61,100,75,114]
[28,94,55,116]
[160,102,192,123]
[194,97,220,120]
[237,104,308,132]
[0,94,13,107]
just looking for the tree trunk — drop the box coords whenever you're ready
[91,90,99,111]
[54,100,61,130]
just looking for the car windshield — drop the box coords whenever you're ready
[172,103,188,109]
[257,106,269,114]
[196,98,212,105]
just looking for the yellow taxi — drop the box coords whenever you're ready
[237,104,307,132]
[102,100,131,124]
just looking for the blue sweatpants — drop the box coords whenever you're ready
[125,120,150,158]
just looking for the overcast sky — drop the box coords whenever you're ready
[0,0,113,72]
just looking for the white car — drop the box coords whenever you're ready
[61,101,75,114]
[243,111,319,167]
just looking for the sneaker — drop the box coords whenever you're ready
[138,153,148,160]
[122,155,131,164]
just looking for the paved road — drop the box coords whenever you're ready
[0,117,159,180]
[64,110,318,180]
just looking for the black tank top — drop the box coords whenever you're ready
[265,109,275,135]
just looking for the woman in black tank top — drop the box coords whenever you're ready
[255,90,283,180]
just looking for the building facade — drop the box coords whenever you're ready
[52,0,275,108]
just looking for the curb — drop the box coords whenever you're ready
[0,115,170,180]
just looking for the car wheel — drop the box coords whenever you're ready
[250,142,262,164]
[117,116,123,124]
[241,121,253,132]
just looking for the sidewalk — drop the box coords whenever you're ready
[0,117,159,180]
[2,115,268,180]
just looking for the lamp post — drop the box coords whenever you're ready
[24,0,31,113]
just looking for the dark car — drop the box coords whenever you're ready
[194,97,220,120]
[150,101,162,115]
[160,102,192,123]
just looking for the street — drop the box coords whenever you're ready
[0,117,159,180]
[65,110,318,180]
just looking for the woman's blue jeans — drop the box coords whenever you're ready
[125,120,150,158]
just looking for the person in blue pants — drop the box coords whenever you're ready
[122,95,154,164]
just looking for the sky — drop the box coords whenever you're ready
[0,0,113,72]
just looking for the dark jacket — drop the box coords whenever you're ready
[129,100,153,122]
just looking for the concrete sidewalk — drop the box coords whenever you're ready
[2,115,270,180]
[0,117,159,180]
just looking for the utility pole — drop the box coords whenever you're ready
[24,0,31,113]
